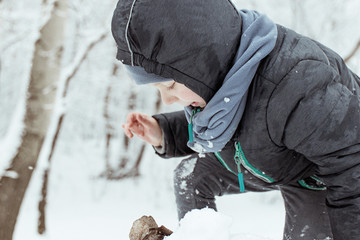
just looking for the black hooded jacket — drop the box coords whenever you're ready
[112,0,360,239]
[111,0,241,102]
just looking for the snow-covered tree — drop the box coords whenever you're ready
[0,0,67,238]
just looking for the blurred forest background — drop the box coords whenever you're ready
[0,0,359,239]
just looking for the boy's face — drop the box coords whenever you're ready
[152,81,206,108]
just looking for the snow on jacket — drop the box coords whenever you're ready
[111,0,360,239]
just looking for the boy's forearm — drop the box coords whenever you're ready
[153,111,195,158]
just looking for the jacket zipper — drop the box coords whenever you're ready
[215,141,275,192]
[188,109,274,190]
[298,176,326,190]
[214,151,245,192]
[234,143,246,192]
[234,142,275,184]
[188,108,201,143]
[216,142,326,191]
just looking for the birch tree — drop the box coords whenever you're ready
[0,0,67,239]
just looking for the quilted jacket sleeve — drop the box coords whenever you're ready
[153,110,195,158]
[268,60,360,239]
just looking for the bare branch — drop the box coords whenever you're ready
[104,84,114,170]
[37,113,64,234]
[37,32,108,234]
[345,40,360,63]
[62,32,108,98]
[100,144,146,180]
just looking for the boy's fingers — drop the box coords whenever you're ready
[129,122,144,136]
[126,113,138,125]
[137,114,154,128]
[122,123,134,138]
[126,115,140,128]
[125,114,132,123]
[137,114,148,123]
[124,128,133,138]
[123,113,150,140]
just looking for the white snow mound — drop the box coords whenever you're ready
[166,208,232,240]
[165,208,273,240]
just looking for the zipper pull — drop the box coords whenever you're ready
[234,141,241,161]
[234,142,245,192]
[188,123,194,143]
[235,159,245,192]
[188,108,201,143]
[238,172,245,192]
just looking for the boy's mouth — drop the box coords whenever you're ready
[190,102,206,108]
[191,102,200,107]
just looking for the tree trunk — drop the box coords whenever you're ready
[0,1,67,239]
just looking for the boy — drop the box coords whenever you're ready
[111,0,360,239]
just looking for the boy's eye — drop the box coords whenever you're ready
[166,82,176,90]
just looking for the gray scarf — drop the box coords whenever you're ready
[184,9,277,153]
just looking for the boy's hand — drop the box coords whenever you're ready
[122,112,163,147]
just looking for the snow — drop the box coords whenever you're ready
[166,209,232,240]
[14,140,285,240]
[190,142,206,154]
[0,101,25,176]
[166,208,280,240]
[3,170,19,179]
[178,157,197,179]
[300,225,310,238]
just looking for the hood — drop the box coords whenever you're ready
[111,0,242,102]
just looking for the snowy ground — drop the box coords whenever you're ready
[13,143,285,240]
[167,208,281,240]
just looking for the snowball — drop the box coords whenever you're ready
[224,97,230,103]
[166,208,232,240]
